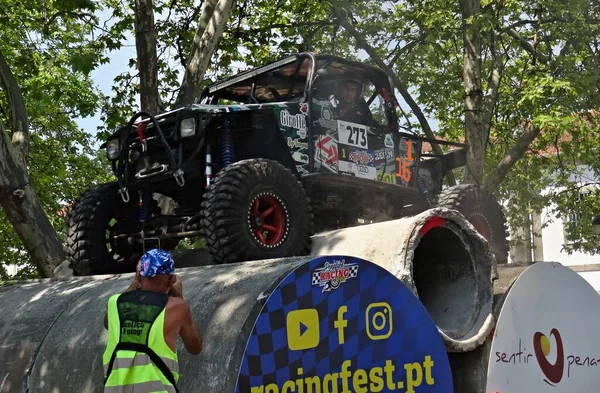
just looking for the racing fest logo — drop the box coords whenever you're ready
[311,259,358,292]
[495,328,600,386]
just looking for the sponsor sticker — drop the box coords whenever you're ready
[338,160,377,179]
[287,137,309,150]
[296,165,309,175]
[315,135,338,173]
[322,106,333,121]
[292,151,309,164]
[385,133,394,148]
[300,102,309,114]
[376,172,396,184]
[347,147,376,166]
[280,109,307,131]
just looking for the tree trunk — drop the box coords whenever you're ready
[482,32,503,142]
[175,0,236,107]
[0,121,64,277]
[460,0,486,185]
[0,51,29,166]
[134,0,160,115]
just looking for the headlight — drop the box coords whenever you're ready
[106,139,120,160]
[180,117,196,138]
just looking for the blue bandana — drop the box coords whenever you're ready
[140,249,175,278]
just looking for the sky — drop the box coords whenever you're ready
[74,23,136,139]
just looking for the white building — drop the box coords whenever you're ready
[509,165,600,266]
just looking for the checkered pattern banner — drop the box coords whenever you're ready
[235,256,453,393]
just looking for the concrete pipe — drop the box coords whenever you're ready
[309,207,498,352]
[0,257,308,393]
[0,255,460,393]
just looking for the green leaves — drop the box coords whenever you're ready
[0,0,113,276]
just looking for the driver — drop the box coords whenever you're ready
[334,77,374,126]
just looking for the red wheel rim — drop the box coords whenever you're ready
[470,214,491,241]
[248,193,287,247]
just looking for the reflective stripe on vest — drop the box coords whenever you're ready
[103,291,179,392]
[103,352,179,375]
[103,380,177,393]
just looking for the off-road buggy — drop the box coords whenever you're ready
[65,52,509,276]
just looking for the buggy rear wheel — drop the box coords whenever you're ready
[200,159,313,264]
[434,184,510,264]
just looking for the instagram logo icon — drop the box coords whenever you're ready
[366,302,393,340]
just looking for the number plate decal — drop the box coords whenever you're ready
[338,120,369,149]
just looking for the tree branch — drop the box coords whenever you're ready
[43,10,96,34]
[0,49,29,166]
[499,26,549,64]
[175,0,236,107]
[388,32,428,65]
[229,20,337,38]
[484,122,542,193]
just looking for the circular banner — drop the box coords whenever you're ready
[486,262,600,392]
[235,255,453,393]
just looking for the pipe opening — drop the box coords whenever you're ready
[412,224,478,340]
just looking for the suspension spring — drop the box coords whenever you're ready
[220,119,234,168]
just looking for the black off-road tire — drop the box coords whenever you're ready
[434,184,510,264]
[65,183,142,276]
[200,159,313,264]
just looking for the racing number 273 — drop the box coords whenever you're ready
[346,126,367,147]
[396,140,414,183]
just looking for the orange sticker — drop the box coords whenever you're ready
[396,140,414,183]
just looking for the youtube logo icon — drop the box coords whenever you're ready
[286,309,319,350]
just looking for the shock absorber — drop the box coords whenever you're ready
[205,144,213,189]
[417,173,434,208]
[220,118,234,168]
[137,190,153,223]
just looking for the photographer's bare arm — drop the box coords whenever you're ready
[165,276,203,355]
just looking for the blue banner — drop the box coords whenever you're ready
[235,256,453,393]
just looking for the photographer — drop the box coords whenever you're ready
[102,249,202,393]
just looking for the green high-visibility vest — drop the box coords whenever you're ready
[103,290,180,393]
